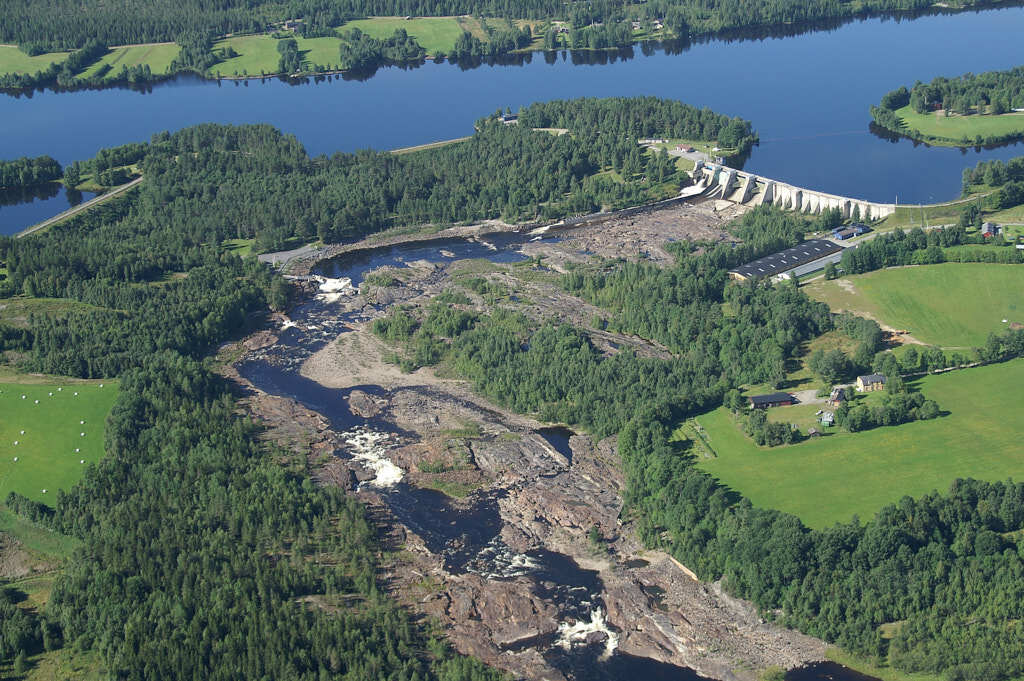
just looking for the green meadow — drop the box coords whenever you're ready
[0,381,119,506]
[804,263,1024,347]
[894,105,1024,145]
[695,359,1024,529]
[0,45,70,75]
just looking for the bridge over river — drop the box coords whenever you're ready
[690,161,897,220]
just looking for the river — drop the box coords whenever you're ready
[3,5,1024,233]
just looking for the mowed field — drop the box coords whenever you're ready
[0,381,119,505]
[78,43,181,79]
[804,263,1024,347]
[895,105,1024,144]
[341,17,465,55]
[697,359,1024,529]
[0,45,70,74]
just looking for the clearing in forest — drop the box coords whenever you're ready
[0,380,119,506]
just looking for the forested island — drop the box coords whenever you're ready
[0,0,1013,91]
[2,96,1024,681]
[871,66,1024,147]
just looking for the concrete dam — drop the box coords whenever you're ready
[690,161,897,219]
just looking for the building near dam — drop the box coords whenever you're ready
[728,239,843,282]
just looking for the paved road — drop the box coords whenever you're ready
[16,176,143,238]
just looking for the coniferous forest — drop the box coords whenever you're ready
[2,97,1024,681]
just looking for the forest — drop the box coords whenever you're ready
[0,155,62,189]
[0,0,994,53]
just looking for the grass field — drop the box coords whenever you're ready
[893,105,1024,146]
[210,34,349,76]
[804,263,1024,347]
[0,381,119,506]
[695,359,1024,529]
[78,43,181,79]
[0,45,70,75]
[341,17,465,55]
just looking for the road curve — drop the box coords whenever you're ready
[16,176,143,238]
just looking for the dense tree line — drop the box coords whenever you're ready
[0,155,62,189]
[519,96,758,155]
[451,23,532,59]
[962,155,1024,213]
[872,67,1024,145]
[838,225,999,275]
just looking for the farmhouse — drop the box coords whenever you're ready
[981,222,1001,238]
[826,386,846,407]
[856,374,886,392]
[749,392,795,409]
[728,239,843,282]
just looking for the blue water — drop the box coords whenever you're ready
[2,6,1023,232]
[0,185,97,235]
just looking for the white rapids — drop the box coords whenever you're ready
[316,276,356,303]
[556,608,619,659]
[343,427,403,488]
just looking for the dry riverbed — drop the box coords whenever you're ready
[224,200,825,681]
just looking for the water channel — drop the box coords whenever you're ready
[3,5,1024,233]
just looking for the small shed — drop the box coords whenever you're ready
[820,411,835,426]
[826,386,846,406]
